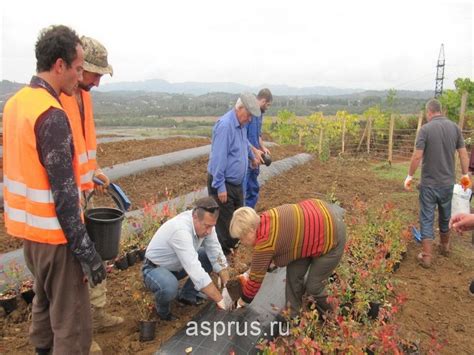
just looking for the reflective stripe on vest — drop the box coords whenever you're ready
[88,149,97,160]
[80,170,94,185]
[78,152,89,164]
[5,201,61,230]
[4,176,53,203]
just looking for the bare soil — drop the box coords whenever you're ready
[1,138,473,355]
[96,137,210,167]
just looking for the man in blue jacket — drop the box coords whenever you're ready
[207,93,261,254]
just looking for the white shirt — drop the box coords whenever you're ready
[145,210,228,290]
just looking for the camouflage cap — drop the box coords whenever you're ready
[80,36,113,76]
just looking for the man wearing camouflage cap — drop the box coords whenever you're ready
[59,36,122,355]
[207,93,261,254]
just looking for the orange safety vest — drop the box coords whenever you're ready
[60,90,98,191]
[3,86,82,244]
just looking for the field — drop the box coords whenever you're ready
[1,136,473,354]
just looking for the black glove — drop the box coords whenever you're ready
[80,251,106,288]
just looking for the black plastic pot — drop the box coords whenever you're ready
[21,289,35,304]
[469,280,474,295]
[368,301,380,320]
[0,295,18,315]
[127,249,139,266]
[339,302,353,317]
[139,320,157,342]
[400,341,420,354]
[262,153,272,166]
[392,261,401,272]
[328,272,339,284]
[138,248,146,261]
[115,256,129,270]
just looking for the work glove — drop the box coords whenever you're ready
[460,174,472,191]
[237,271,249,288]
[221,287,233,310]
[80,251,106,288]
[404,175,413,191]
[216,298,229,310]
[236,297,247,309]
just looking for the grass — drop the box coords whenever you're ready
[371,161,420,182]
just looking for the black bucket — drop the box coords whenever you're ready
[85,207,124,260]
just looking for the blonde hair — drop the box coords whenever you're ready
[229,207,260,239]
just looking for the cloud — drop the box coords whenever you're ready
[1,0,472,90]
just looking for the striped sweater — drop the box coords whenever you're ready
[241,199,337,303]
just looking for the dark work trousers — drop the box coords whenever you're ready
[23,240,92,355]
[285,206,346,316]
[207,174,244,253]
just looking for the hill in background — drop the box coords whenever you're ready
[1,79,432,121]
[97,78,365,97]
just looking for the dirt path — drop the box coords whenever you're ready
[394,235,474,353]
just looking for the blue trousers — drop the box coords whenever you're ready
[142,248,212,318]
[245,167,260,208]
[419,185,453,240]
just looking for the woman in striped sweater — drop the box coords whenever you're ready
[229,199,346,316]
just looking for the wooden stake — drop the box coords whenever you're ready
[341,116,346,154]
[366,118,372,154]
[357,122,368,152]
[414,110,423,152]
[388,114,395,164]
[458,91,468,130]
[319,128,324,159]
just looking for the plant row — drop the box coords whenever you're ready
[256,199,443,354]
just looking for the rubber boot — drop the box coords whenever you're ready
[90,340,103,355]
[439,232,450,256]
[417,239,432,268]
[92,308,124,331]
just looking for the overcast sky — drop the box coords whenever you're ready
[1,0,472,91]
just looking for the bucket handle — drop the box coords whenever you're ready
[84,186,126,213]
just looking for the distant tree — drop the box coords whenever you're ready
[439,78,474,126]
[361,96,382,106]
[384,89,397,115]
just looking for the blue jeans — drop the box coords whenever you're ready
[244,167,260,208]
[419,185,453,240]
[142,248,212,318]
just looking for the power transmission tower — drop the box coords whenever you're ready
[434,44,445,98]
